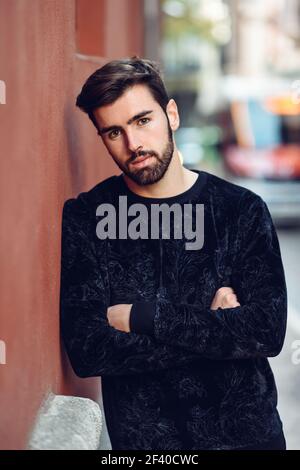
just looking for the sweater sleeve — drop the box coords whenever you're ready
[130,193,288,360]
[59,197,206,378]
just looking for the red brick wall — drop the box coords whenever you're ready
[0,0,144,449]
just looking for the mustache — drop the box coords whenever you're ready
[129,150,158,163]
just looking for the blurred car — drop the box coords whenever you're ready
[224,145,300,226]
[223,93,300,226]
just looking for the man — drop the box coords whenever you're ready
[60,57,288,450]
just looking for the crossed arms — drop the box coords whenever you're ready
[59,191,287,378]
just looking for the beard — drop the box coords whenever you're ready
[110,121,174,186]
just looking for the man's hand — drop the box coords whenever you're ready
[107,304,132,332]
[210,287,240,310]
[107,289,239,332]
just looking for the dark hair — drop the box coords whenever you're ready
[76,56,170,134]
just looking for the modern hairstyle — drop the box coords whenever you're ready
[76,56,170,134]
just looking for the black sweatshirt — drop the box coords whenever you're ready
[59,169,288,450]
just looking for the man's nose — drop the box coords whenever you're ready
[125,129,143,153]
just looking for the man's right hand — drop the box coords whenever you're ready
[210,287,240,310]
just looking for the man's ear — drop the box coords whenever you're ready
[166,98,180,132]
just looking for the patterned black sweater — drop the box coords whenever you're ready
[59,170,287,450]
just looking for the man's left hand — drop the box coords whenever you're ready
[107,304,132,333]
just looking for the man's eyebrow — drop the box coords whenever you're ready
[98,110,153,135]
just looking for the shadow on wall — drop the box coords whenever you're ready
[64,100,86,196]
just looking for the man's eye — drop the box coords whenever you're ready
[108,130,120,139]
[138,117,150,125]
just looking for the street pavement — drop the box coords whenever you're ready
[269,228,300,450]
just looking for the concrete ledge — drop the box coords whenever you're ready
[28,393,102,450]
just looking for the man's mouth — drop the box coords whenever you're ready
[130,155,154,169]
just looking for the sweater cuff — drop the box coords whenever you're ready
[129,301,156,335]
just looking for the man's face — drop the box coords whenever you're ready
[93,84,175,186]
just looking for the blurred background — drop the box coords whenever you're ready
[0,0,299,450]
[157,1,300,450]
[160,0,300,227]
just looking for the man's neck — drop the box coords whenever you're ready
[123,151,198,199]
